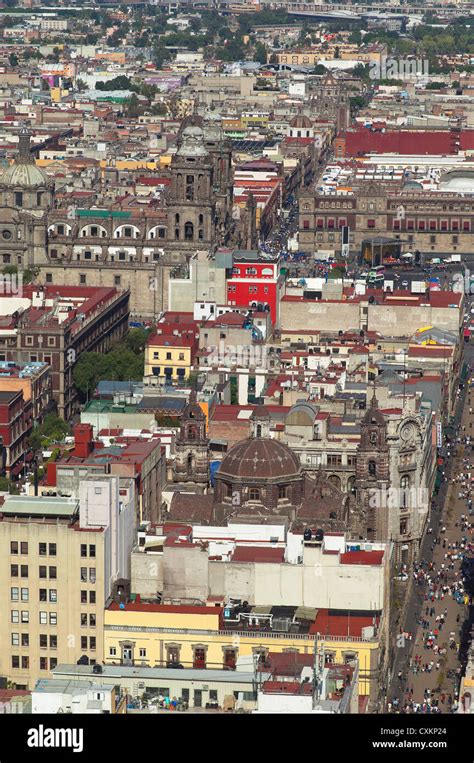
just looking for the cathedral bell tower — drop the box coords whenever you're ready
[352,392,390,542]
[173,398,209,486]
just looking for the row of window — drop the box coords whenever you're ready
[81,544,96,558]
[228,285,270,294]
[10,565,57,579]
[11,611,57,625]
[12,656,57,671]
[11,587,57,603]
[11,633,57,649]
[152,351,186,361]
[394,220,471,231]
[81,590,96,604]
[81,614,96,627]
[80,568,96,583]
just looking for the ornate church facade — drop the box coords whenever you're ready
[0,118,255,317]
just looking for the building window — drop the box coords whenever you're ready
[39,589,47,602]
[89,545,96,558]
[81,545,87,558]
[81,636,88,650]
[39,543,46,556]
[39,634,47,648]
[50,658,57,670]
[49,544,56,556]
[80,274,86,285]
[11,610,19,623]
[20,542,28,554]
[21,634,29,647]
[184,222,194,241]
[10,541,18,554]
[81,590,87,604]
[223,648,237,670]
[49,589,57,603]
[11,633,19,647]
[89,591,96,604]
[39,566,47,579]
[139,648,147,658]
[193,647,206,669]
[49,612,57,626]
[249,488,261,501]
[81,613,87,627]
[89,568,96,584]
[11,587,19,601]
[114,276,121,287]
[166,645,180,665]
[45,273,53,283]
[11,565,18,577]
[109,647,117,657]
[49,566,56,579]
[21,611,29,623]
[39,612,47,625]
[278,485,288,500]
[15,192,23,207]
[80,568,87,582]
[40,657,47,670]
[21,588,28,602]
[12,656,20,669]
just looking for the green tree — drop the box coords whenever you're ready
[253,42,268,65]
[8,52,18,68]
[29,415,70,453]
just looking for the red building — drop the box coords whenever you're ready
[0,390,32,479]
[225,250,284,327]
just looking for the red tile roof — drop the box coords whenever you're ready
[310,608,379,638]
[231,546,285,563]
[340,550,384,566]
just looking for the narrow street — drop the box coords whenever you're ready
[385,337,474,713]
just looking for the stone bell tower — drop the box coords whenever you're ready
[173,398,209,486]
[352,391,390,542]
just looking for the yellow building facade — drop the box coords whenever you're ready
[104,604,380,699]
[144,336,194,383]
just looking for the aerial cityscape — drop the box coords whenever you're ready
[0,0,473,749]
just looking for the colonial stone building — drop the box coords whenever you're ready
[299,178,474,257]
[1,118,250,317]
[0,127,54,269]
[281,393,436,565]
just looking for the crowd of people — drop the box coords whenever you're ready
[387,373,474,714]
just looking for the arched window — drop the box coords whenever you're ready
[256,424,262,438]
[199,214,204,225]
[368,461,377,477]
[184,222,194,241]
[400,475,410,508]
[175,213,180,224]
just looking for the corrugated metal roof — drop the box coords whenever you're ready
[2,495,79,517]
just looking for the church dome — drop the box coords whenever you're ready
[290,115,311,129]
[219,437,301,480]
[0,162,48,189]
[0,127,49,189]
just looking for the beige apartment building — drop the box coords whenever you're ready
[0,480,135,689]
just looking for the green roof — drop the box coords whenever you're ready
[76,210,131,219]
[2,495,79,518]
[83,399,138,414]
